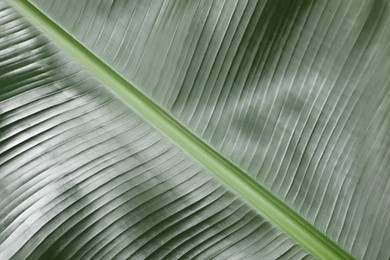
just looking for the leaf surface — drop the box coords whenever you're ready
[0,2,313,259]
[1,0,390,259]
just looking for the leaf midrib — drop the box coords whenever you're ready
[8,1,353,259]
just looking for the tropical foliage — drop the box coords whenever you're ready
[1,0,389,259]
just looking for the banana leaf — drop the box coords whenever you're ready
[1,0,389,259]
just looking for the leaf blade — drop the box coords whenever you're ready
[25,0,390,258]
[0,2,311,259]
[6,0,354,259]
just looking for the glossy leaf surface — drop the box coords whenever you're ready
[0,2,312,259]
[1,0,390,259]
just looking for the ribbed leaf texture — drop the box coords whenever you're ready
[0,2,312,259]
[1,0,390,259]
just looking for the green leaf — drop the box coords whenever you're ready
[1,0,389,259]
[0,2,311,260]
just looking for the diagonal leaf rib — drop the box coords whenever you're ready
[8,1,353,259]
